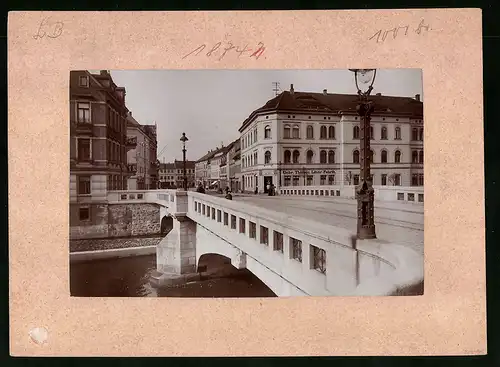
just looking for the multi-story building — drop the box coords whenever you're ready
[69,70,134,238]
[126,112,158,190]
[195,150,215,187]
[227,138,241,192]
[159,160,195,188]
[238,84,424,194]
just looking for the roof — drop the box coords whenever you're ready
[239,90,423,132]
[195,143,233,163]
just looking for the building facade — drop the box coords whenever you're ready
[195,151,214,187]
[69,70,134,238]
[238,85,424,194]
[227,138,241,192]
[126,113,158,190]
[159,160,195,188]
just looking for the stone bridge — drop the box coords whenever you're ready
[106,189,424,297]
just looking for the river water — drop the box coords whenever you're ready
[70,254,277,298]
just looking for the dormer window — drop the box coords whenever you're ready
[79,75,89,87]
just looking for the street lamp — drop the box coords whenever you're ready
[180,132,188,191]
[349,68,377,240]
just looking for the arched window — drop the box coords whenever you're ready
[264,125,271,139]
[381,126,388,140]
[412,150,418,163]
[284,150,291,163]
[353,150,360,163]
[328,126,335,139]
[307,150,314,164]
[284,125,291,139]
[395,127,401,140]
[293,150,300,163]
[320,150,327,164]
[419,150,424,164]
[320,126,327,139]
[381,150,388,163]
[369,149,374,163]
[353,126,360,139]
[328,150,335,163]
[412,127,418,141]
[264,151,271,164]
[306,125,314,139]
[419,128,424,141]
[395,150,401,163]
[254,151,258,165]
[292,125,300,139]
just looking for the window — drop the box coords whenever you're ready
[307,150,314,164]
[254,129,257,142]
[328,150,335,164]
[292,150,300,164]
[78,75,89,87]
[79,206,90,221]
[412,128,418,141]
[353,174,360,185]
[77,139,91,161]
[306,176,313,186]
[212,207,216,220]
[284,176,291,186]
[284,125,291,138]
[320,175,326,185]
[353,150,360,164]
[381,126,388,140]
[381,174,387,186]
[290,237,302,262]
[328,126,335,139]
[395,174,401,186]
[419,150,424,164]
[217,209,222,223]
[395,126,402,140]
[395,150,401,163]
[370,126,374,140]
[249,222,256,239]
[419,128,424,141]
[412,174,419,186]
[311,245,326,274]
[264,151,271,164]
[260,226,269,245]
[239,218,246,234]
[369,149,374,163]
[418,173,424,186]
[292,176,299,186]
[306,125,314,139]
[328,174,335,185]
[254,152,257,165]
[78,176,91,195]
[292,125,300,139]
[319,150,327,163]
[381,150,388,163]
[77,102,91,123]
[353,126,360,139]
[412,150,419,163]
[273,231,283,252]
[231,215,237,229]
[320,126,327,139]
[264,125,271,139]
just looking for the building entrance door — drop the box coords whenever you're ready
[264,176,273,193]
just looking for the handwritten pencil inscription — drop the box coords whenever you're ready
[369,19,433,43]
[33,16,64,40]
[182,36,266,61]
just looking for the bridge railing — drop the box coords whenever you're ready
[186,192,422,296]
[279,185,424,204]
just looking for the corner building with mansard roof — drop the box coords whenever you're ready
[238,84,424,194]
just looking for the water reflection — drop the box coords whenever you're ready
[70,255,276,298]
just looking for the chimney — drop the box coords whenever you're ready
[290,84,294,95]
[323,89,327,95]
[415,94,421,101]
[376,93,382,96]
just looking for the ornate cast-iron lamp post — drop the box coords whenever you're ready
[180,132,188,191]
[349,69,377,240]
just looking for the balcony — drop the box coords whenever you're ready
[126,137,138,151]
[127,164,137,174]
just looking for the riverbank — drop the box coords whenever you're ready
[70,235,163,253]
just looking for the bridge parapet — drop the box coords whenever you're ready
[187,192,422,296]
[279,185,424,204]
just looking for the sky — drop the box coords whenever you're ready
[106,69,423,162]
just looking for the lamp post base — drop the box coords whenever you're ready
[357,226,377,240]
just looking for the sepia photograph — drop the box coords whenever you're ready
[69,69,424,298]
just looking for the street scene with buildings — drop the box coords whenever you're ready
[70,69,424,298]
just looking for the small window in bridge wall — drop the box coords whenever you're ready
[289,237,302,262]
[211,208,216,220]
[273,231,283,252]
[231,215,237,229]
[249,222,256,239]
[311,245,326,274]
[223,212,229,225]
[239,218,246,234]
[260,226,269,245]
